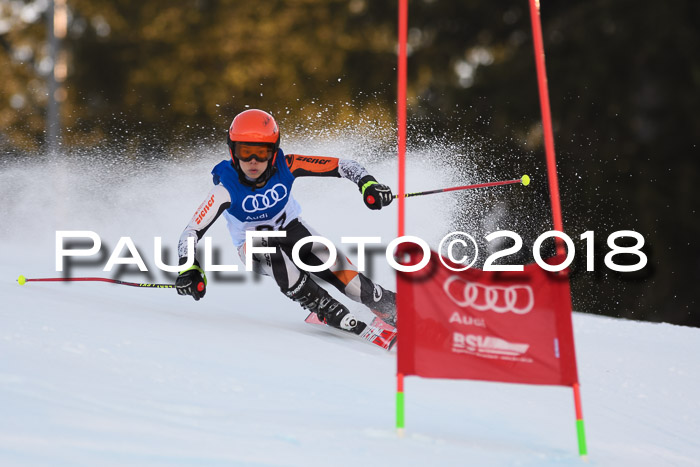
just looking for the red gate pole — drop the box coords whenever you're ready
[397,0,408,239]
[528,0,565,254]
[396,0,408,438]
[528,0,587,458]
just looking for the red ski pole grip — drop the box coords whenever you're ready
[197,282,205,292]
[366,195,376,205]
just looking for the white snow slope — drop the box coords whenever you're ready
[1,140,699,466]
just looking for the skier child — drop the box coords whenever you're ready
[175,109,397,334]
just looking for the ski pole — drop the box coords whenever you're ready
[400,174,530,199]
[367,174,530,204]
[17,275,176,289]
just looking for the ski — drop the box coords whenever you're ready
[304,312,397,351]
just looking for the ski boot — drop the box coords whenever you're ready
[283,273,366,334]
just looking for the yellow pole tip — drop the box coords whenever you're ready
[521,174,531,186]
[17,275,26,285]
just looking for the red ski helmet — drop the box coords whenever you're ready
[226,109,280,186]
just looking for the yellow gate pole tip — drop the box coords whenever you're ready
[521,174,531,186]
[17,275,26,285]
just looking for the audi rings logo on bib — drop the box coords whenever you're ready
[443,276,534,314]
[242,184,288,213]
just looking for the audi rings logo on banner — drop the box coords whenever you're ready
[242,184,288,213]
[443,276,535,314]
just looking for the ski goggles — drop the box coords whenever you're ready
[234,142,276,162]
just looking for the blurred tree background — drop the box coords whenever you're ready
[1,0,698,325]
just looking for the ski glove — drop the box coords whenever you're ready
[176,261,207,301]
[359,175,394,210]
